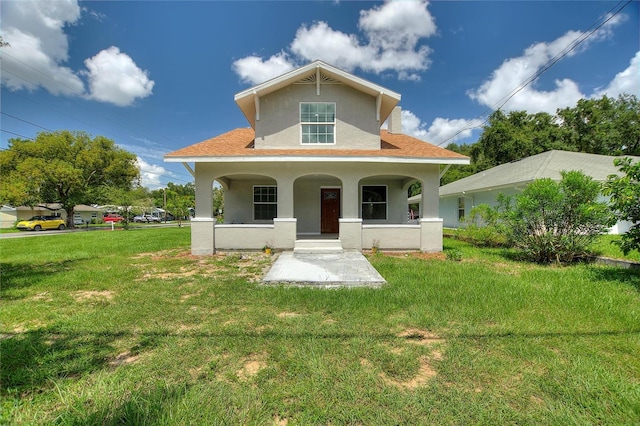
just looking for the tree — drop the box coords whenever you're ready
[604,157,640,254]
[499,171,613,263]
[471,110,564,171]
[0,131,139,227]
[557,94,640,156]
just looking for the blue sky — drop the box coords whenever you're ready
[1,0,638,189]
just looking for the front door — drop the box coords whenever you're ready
[321,188,340,234]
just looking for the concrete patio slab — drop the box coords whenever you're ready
[262,250,386,288]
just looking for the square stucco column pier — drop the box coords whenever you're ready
[420,218,443,252]
[273,218,297,250]
[339,218,363,250]
[191,217,215,255]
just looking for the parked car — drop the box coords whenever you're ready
[16,215,66,231]
[133,214,161,223]
[103,214,124,223]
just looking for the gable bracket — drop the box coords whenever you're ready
[253,90,260,121]
[376,93,382,122]
[439,164,451,179]
[316,66,321,96]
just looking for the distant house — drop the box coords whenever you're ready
[165,60,469,254]
[73,204,102,225]
[410,150,639,234]
[0,203,102,228]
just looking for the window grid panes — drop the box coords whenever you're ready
[361,185,387,220]
[301,103,335,144]
[458,197,465,221]
[254,186,277,221]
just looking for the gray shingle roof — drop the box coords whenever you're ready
[439,150,640,197]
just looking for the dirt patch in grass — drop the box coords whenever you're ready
[277,312,302,318]
[273,415,289,426]
[380,251,447,261]
[398,328,446,345]
[380,356,437,390]
[73,290,114,302]
[108,351,140,367]
[237,353,268,381]
[135,250,272,282]
[32,292,53,302]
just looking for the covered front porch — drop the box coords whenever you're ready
[189,161,444,255]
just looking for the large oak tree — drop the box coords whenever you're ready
[0,130,139,227]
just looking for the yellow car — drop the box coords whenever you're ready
[16,215,66,231]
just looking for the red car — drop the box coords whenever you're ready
[103,214,123,223]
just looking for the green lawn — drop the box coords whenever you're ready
[2,229,639,424]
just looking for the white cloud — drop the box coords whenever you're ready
[1,0,153,107]
[232,52,295,85]
[233,0,436,85]
[83,47,154,106]
[1,0,85,95]
[468,15,626,114]
[136,157,170,189]
[400,110,481,146]
[593,51,640,99]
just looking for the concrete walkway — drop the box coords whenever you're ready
[262,250,386,288]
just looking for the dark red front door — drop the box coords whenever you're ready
[321,188,340,234]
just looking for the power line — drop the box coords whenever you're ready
[0,129,34,140]
[1,112,52,132]
[436,0,632,147]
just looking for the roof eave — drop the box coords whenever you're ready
[165,155,470,165]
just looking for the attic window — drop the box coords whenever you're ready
[300,102,335,144]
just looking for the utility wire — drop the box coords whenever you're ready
[1,112,52,132]
[0,129,34,140]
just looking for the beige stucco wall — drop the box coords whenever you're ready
[0,211,17,228]
[254,84,380,150]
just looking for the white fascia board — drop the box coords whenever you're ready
[165,155,470,165]
[234,61,400,102]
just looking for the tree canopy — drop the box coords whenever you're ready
[445,94,640,183]
[0,130,139,226]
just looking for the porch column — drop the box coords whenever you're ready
[276,177,295,218]
[340,180,362,250]
[419,165,443,252]
[192,173,215,255]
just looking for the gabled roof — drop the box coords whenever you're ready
[165,128,469,165]
[234,60,401,128]
[439,150,640,197]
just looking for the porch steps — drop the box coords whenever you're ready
[294,239,344,254]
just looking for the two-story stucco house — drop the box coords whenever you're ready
[165,61,469,255]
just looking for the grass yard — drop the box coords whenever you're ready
[2,228,639,424]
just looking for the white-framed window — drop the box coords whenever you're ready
[361,185,387,220]
[253,186,277,221]
[458,197,465,221]
[300,102,335,144]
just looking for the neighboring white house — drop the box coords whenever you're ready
[413,150,638,234]
[165,60,469,255]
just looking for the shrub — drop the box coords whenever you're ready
[500,171,613,264]
[604,157,640,255]
[463,204,508,247]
